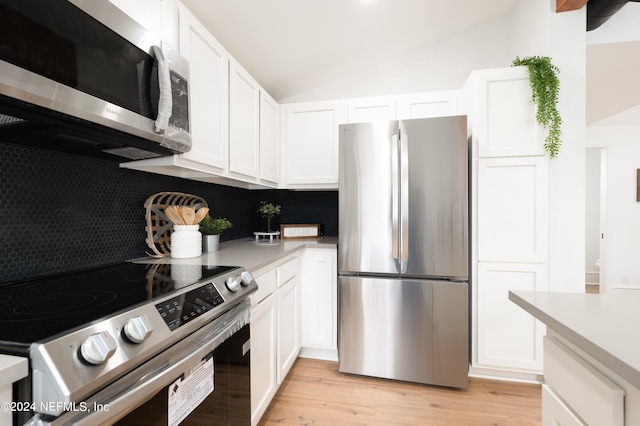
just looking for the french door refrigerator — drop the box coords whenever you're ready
[338,116,469,389]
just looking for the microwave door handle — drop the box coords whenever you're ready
[151,45,172,133]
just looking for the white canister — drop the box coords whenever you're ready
[171,225,202,258]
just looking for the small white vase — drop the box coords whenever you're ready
[171,225,202,258]
[203,234,220,253]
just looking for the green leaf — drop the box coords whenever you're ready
[511,56,562,159]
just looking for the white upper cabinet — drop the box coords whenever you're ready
[260,91,280,184]
[465,67,545,157]
[344,91,460,124]
[346,96,396,123]
[109,0,178,48]
[284,101,347,188]
[396,91,460,120]
[229,59,261,178]
[178,5,229,170]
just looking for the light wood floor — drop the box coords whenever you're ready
[586,284,599,294]
[259,358,541,426]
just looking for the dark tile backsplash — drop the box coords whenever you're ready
[0,141,337,284]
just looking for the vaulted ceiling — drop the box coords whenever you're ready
[181,0,640,126]
[181,0,519,101]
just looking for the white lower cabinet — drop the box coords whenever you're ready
[299,248,337,361]
[543,335,624,426]
[476,262,547,373]
[277,276,299,383]
[542,385,586,426]
[250,292,277,426]
[472,154,549,378]
[250,255,301,426]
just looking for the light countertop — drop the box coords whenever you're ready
[0,354,28,388]
[133,236,337,273]
[510,290,640,389]
[0,238,337,386]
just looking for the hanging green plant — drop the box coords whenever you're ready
[511,56,562,158]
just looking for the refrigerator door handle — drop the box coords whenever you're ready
[391,132,400,269]
[399,129,409,273]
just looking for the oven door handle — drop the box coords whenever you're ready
[26,303,250,426]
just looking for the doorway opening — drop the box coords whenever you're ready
[585,147,607,294]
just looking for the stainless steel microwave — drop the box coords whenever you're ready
[0,0,191,161]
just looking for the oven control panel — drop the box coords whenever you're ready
[156,282,225,331]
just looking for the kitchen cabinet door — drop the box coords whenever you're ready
[284,101,347,188]
[276,276,300,384]
[475,262,547,373]
[259,91,280,184]
[250,292,277,426]
[544,336,624,426]
[109,0,178,49]
[477,156,549,263]
[396,91,459,120]
[542,385,587,426]
[178,5,229,170]
[299,249,338,361]
[466,67,545,157]
[346,96,396,123]
[229,59,260,178]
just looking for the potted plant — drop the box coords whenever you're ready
[258,201,281,233]
[199,216,233,252]
[511,56,562,158]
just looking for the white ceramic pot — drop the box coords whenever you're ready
[171,225,202,258]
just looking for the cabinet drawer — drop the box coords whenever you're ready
[542,384,586,426]
[250,269,277,305]
[544,336,624,426]
[277,257,299,287]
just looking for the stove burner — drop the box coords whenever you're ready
[13,290,118,319]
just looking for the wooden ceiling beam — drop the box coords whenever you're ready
[556,0,588,12]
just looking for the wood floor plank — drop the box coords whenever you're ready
[259,358,541,425]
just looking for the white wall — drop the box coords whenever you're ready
[280,16,514,103]
[587,126,640,293]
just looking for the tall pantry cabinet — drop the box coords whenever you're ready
[464,67,549,380]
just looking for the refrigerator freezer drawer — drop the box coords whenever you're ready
[338,276,469,388]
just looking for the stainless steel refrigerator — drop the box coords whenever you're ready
[338,116,469,389]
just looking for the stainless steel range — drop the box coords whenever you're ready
[0,261,257,425]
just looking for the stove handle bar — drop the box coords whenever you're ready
[24,302,251,426]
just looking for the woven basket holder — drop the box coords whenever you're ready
[144,191,208,258]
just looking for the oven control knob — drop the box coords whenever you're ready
[80,331,117,365]
[226,276,242,292]
[240,271,253,285]
[123,315,154,344]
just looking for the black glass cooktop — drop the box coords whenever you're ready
[0,262,235,353]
